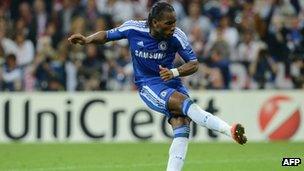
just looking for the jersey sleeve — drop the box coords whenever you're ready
[174,28,197,62]
[106,20,133,41]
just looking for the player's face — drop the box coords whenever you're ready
[153,11,176,39]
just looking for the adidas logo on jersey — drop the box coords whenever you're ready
[137,41,144,47]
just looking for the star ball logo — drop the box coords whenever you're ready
[258,95,301,140]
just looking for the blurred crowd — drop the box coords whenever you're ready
[0,0,303,91]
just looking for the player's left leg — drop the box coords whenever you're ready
[168,91,247,145]
[166,116,191,171]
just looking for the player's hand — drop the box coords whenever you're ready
[159,65,174,81]
[68,33,87,45]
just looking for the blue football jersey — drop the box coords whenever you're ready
[106,20,197,86]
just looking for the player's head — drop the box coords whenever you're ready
[148,1,176,39]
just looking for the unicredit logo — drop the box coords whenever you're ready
[259,95,301,140]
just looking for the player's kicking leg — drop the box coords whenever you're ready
[168,91,247,145]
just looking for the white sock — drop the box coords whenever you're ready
[187,103,231,136]
[166,137,189,171]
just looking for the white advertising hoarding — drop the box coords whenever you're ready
[0,91,303,142]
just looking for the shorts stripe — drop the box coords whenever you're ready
[140,85,166,110]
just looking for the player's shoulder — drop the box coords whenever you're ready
[119,20,149,32]
[173,27,188,40]
[173,27,189,48]
[122,20,147,27]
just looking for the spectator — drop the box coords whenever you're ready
[205,47,231,89]
[18,1,33,33]
[290,55,304,89]
[132,0,149,20]
[84,0,101,31]
[236,30,264,67]
[115,45,133,90]
[189,25,205,61]
[34,54,66,91]
[166,0,185,21]
[78,44,103,90]
[56,0,78,36]
[0,43,4,65]
[205,15,239,60]
[265,14,291,76]
[0,19,17,55]
[249,48,278,89]
[2,54,22,91]
[13,29,35,67]
[0,0,303,91]
[0,44,5,90]
[108,0,135,23]
[70,16,86,35]
[285,15,304,56]
[33,0,48,36]
[180,1,211,38]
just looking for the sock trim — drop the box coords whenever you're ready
[182,99,193,116]
[173,125,190,138]
[174,133,189,138]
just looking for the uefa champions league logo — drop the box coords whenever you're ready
[158,41,168,51]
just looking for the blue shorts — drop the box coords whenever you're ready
[138,80,189,117]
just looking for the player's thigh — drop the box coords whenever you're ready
[167,91,188,116]
[138,84,175,117]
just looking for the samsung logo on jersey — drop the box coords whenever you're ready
[135,50,165,59]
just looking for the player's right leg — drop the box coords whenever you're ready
[138,82,246,171]
[138,83,191,171]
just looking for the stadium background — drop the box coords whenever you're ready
[0,0,303,171]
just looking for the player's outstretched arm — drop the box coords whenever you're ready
[176,60,199,77]
[68,31,108,45]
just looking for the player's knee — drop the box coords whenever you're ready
[170,110,181,117]
[168,92,189,116]
[169,98,193,117]
[170,117,184,126]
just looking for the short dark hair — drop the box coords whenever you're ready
[6,53,16,64]
[147,1,175,27]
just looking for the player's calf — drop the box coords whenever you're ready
[181,98,232,136]
[166,118,190,171]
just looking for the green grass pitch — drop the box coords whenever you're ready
[0,142,303,171]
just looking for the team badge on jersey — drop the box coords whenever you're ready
[160,90,168,98]
[158,41,168,51]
